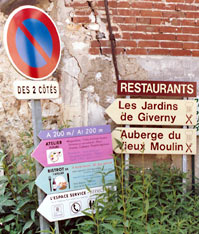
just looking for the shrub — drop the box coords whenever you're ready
[0,128,39,234]
[0,149,39,234]
[72,155,199,234]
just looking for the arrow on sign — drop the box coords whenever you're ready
[105,99,196,126]
[37,186,109,222]
[38,125,111,140]
[32,133,113,167]
[112,127,196,155]
[35,159,115,194]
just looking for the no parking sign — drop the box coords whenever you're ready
[4,6,61,80]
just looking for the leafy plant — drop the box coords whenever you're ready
[0,130,39,234]
[58,120,72,130]
[71,155,199,234]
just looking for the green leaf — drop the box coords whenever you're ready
[16,198,30,210]
[3,214,16,223]
[85,185,91,192]
[1,199,15,207]
[27,146,34,155]
[106,215,122,222]
[22,220,33,234]
[12,209,21,215]
[114,138,123,150]
[0,153,7,164]
[124,220,129,228]
[18,174,29,180]
[0,182,8,195]
[101,223,119,234]
[30,210,35,222]
[145,199,149,213]
[28,181,35,194]
[78,220,95,226]
[5,225,10,232]
[0,176,8,182]
[133,210,144,218]
[147,224,152,234]
[27,231,33,234]
[18,183,29,194]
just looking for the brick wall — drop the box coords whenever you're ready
[65,0,199,57]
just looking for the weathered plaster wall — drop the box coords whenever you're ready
[0,0,198,175]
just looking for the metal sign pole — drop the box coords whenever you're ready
[31,100,50,233]
[182,97,188,192]
[55,221,59,234]
[125,96,130,183]
[182,149,187,193]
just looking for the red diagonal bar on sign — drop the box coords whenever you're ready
[19,23,51,65]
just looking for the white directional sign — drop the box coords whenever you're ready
[37,186,108,222]
[112,127,196,155]
[105,99,196,126]
[13,80,59,99]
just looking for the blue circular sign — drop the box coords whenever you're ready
[4,6,61,80]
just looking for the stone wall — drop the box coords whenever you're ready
[0,0,199,175]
